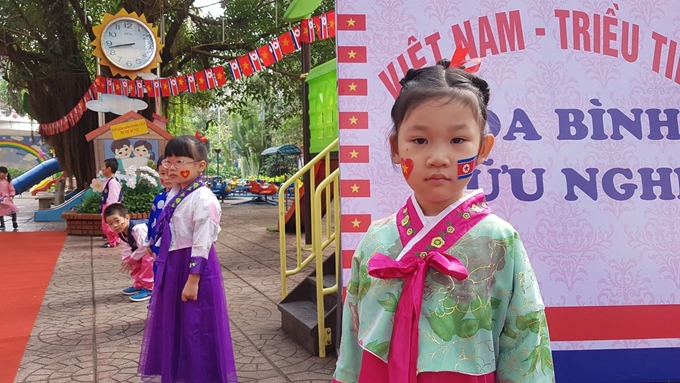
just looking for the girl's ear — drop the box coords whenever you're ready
[477,134,495,163]
[198,160,208,173]
[390,134,400,164]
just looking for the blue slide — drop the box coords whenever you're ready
[11,158,62,195]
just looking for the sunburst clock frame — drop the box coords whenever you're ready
[91,9,163,78]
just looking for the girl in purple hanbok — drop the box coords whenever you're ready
[139,135,238,383]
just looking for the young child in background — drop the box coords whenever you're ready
[147,156,173,260]
[333,59,554,383]
[104,203,154,302]
[100,158,122,248]
[0,166,19,230]
[138,135,238,383]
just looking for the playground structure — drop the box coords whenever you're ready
[9,158,87,222]
[276,41,341,355]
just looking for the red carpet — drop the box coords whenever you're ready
[0,231,66,383]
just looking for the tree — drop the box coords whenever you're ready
[0,0,335,188]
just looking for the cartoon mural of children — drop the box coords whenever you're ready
[133,140,156,168]
[111,139,133,171]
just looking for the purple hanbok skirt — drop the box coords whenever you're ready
[139,245,238,383]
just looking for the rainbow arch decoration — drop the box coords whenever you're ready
[0,140,46,163]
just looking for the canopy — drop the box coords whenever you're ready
[260,144,302,157]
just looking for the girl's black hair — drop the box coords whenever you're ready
[0,166,11,182]
[390,59,491,138]
[156,155,165,169]
[164,135,208,162]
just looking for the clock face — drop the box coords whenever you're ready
[102,17,157,71]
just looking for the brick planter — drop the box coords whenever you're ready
[61,211,149,236]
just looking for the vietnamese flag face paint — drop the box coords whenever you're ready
[401,158,414,180]
[180,170,191,179]
[457,155,477,179]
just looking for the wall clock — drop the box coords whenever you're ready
[92,9,163,78]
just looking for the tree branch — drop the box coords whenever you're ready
[161,0,194,64]
[68,0,95,42]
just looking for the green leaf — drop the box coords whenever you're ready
[358,263,372,301]
[503,327,518,339]
[347,280,359,296]
[426,307,456,341]
[456,318,480,338]
[491,297,502,310]
[378,292,398,312]
[471,297,492,331]
[364,339,390,358]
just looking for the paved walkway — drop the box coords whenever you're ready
[6,193,337,382]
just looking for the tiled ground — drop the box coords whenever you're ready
[6,193,337,382]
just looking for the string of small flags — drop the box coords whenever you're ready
[40,11,336,135]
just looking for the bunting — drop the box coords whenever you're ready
[41,10,337,135]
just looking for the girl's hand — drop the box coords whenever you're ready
[120,261,132,273]
[182,275,200,302]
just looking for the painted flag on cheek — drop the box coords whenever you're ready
[457,155,477,179]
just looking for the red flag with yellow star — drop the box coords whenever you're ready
[194,71,208,91]
[341,214,371,233]
[339,111,369,129]
[338,79,368,96]
[339,145,370,163]
[177,76,188,93]
[160,78,171,97]
[258,45,275,67]
[327,11,336,37]
[237,55,255,77]
[337,14,366,31]
[338,46,367,63]
[340,179,371,198]
[213,66,228,86]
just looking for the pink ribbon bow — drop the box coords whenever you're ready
[368,251,469,383]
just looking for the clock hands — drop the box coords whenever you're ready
[108,42,136,48]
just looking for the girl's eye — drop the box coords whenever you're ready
[413,138,427,144]
[452,138,465,144]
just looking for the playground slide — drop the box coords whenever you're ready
[30,174,63,195]
[282,160,336,233]
[34,189,86,222]
[11,158,61,195]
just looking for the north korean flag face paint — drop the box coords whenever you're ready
[457,155,477,179]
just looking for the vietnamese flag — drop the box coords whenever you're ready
[327,11,336,37]
[258,45,275,67]
[341,250,355,269]
[339,145,370,163]
[337,14,366,31]
[160,78,171,97]
[338,46,367,63]
[339,111,369,129]
[213,66,227,86]
[95,76,105,93]
[237,55,254,77]
[341,214,372,233]
[338,79,368,96]
[177,76,188,93]
[194,71,208,90]
[279,26,300,54]
[340,179,371,198]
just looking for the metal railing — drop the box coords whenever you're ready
[278,138,340,357]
